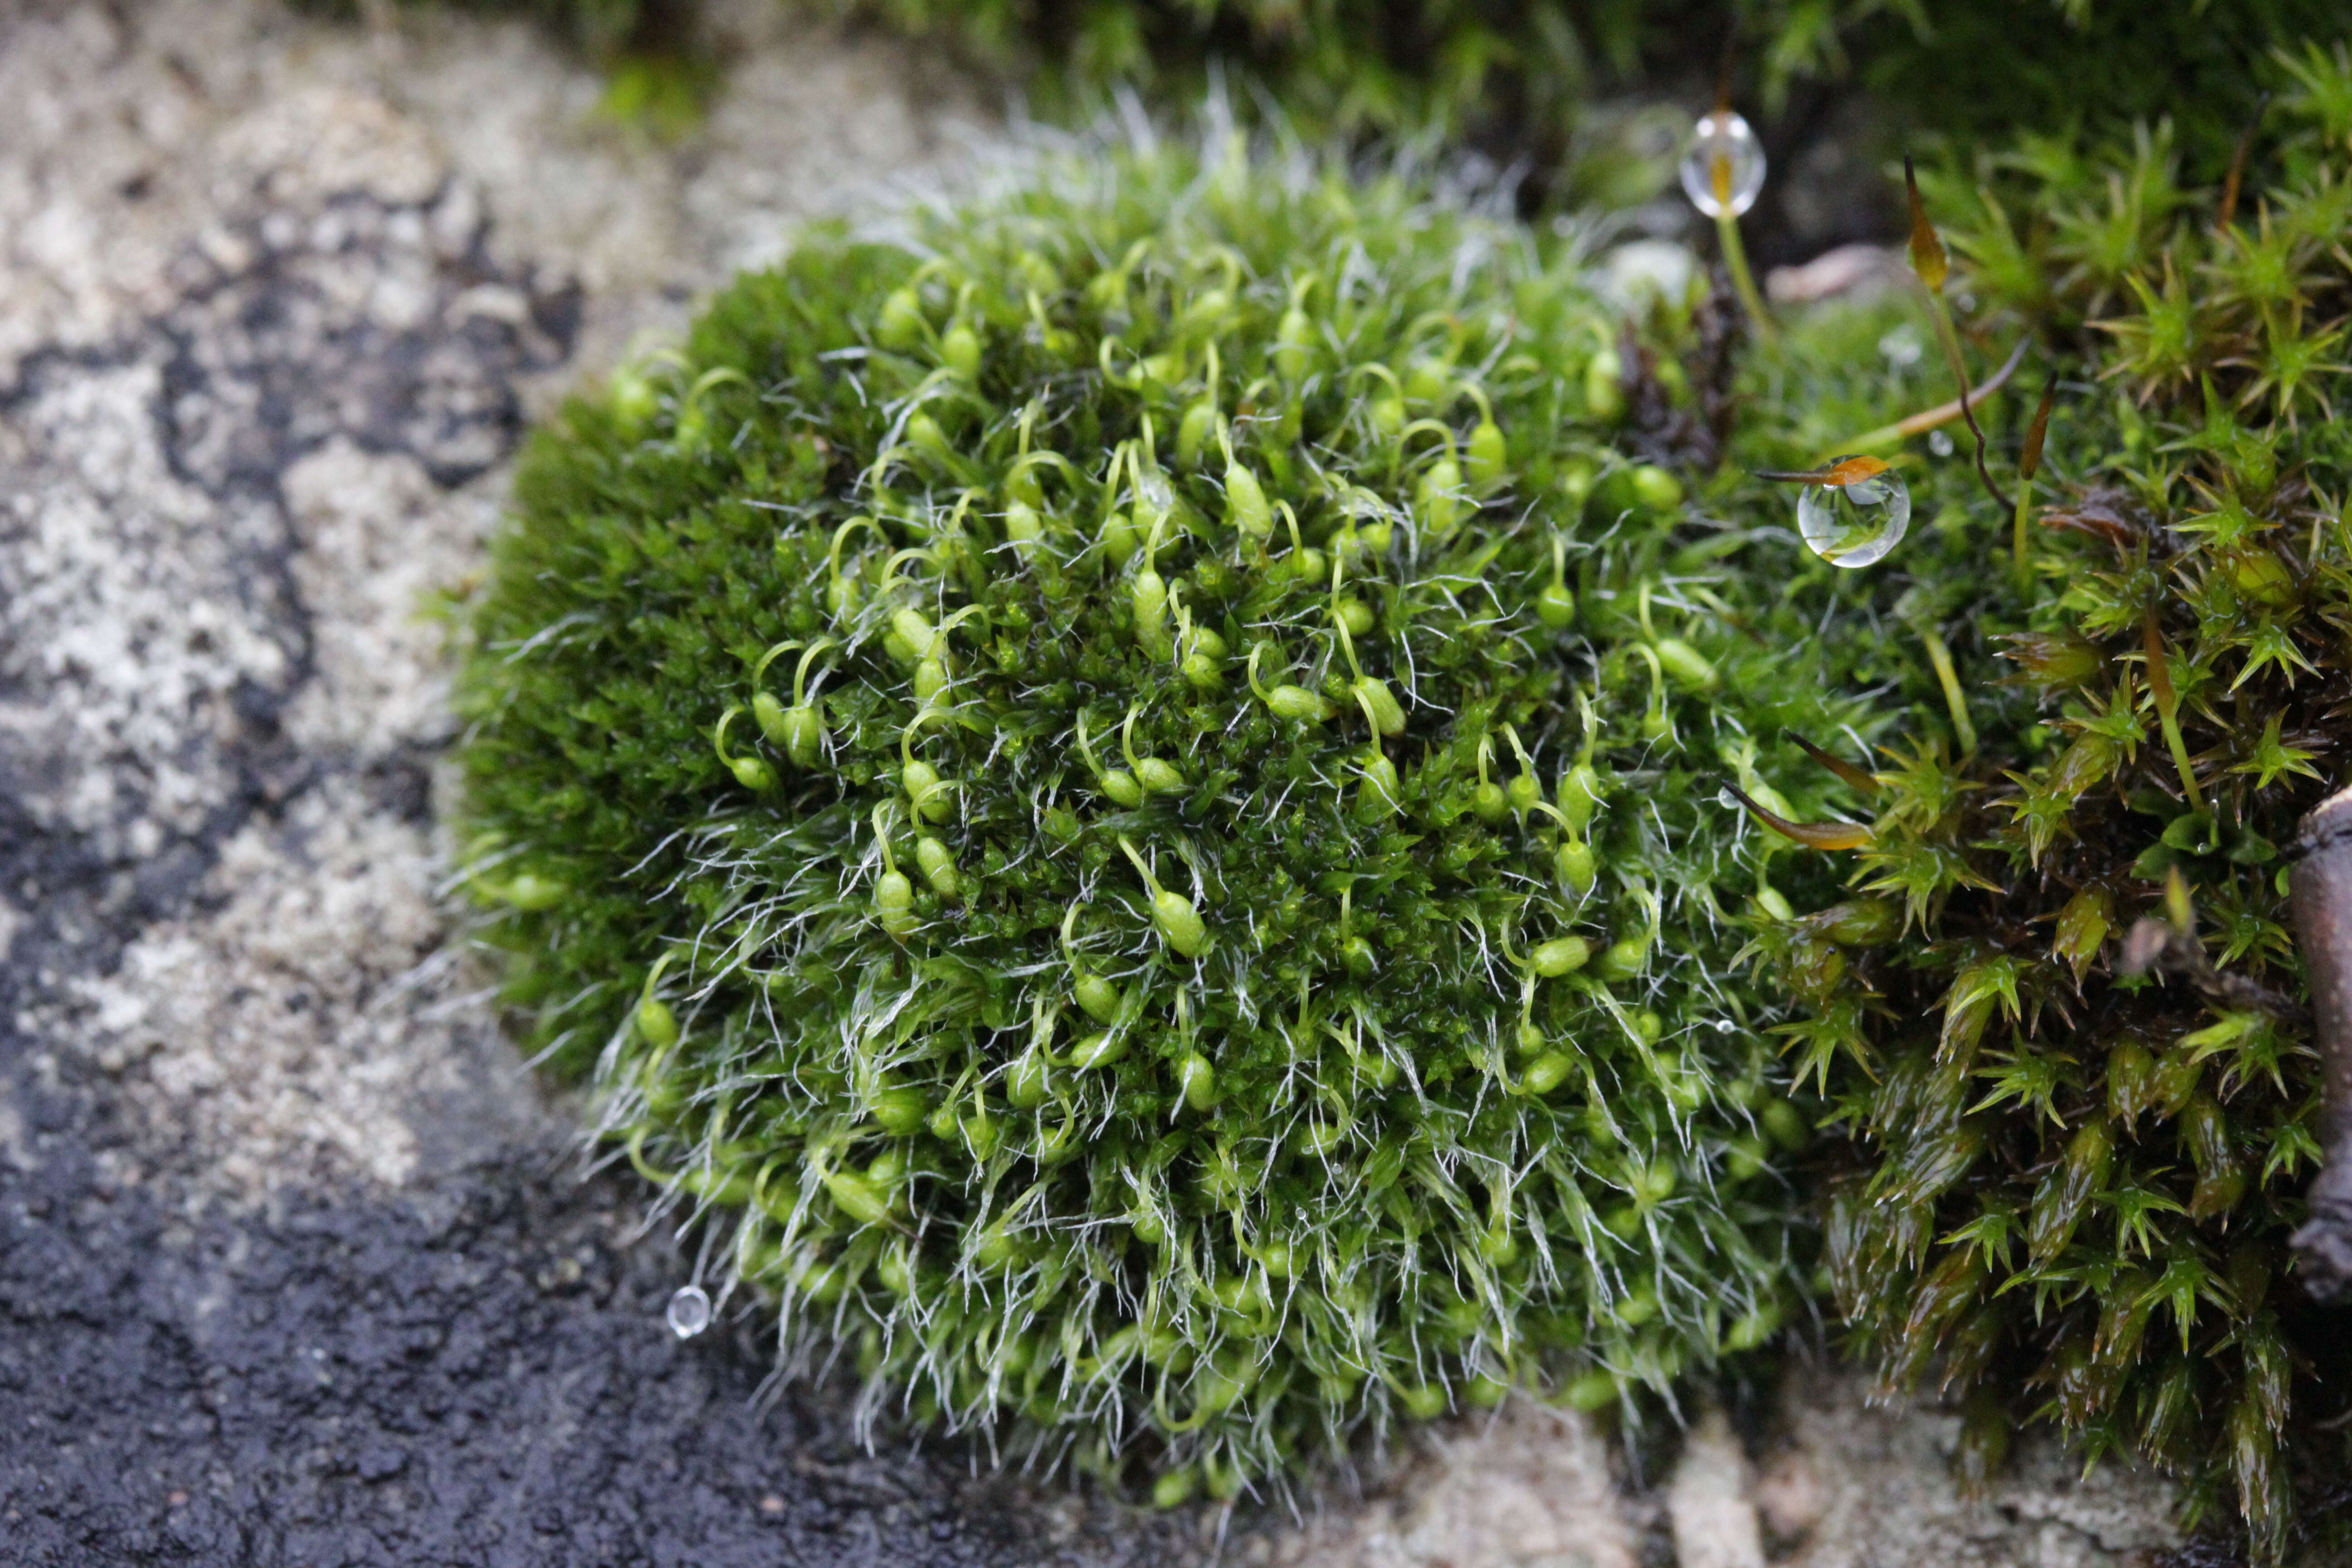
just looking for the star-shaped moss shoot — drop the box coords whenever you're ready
[456,139,1838,1501]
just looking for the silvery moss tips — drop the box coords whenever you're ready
[457,145,1843,1495]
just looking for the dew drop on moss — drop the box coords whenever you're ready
[1678,111,1765,219]
[666,1284,712,1339]
[1798,464,1911,568]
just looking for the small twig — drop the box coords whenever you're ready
[2290,787,2352,1302]
[2216,92,2272,233]
[1838,336,2030,453]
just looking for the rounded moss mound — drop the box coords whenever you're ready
[456,140,1852,1493]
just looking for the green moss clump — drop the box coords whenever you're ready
[1752,53,2352,1559]
[454,139,1902,1494]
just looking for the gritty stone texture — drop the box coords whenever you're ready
[1756,1365,2186,1568]
[1261,1400,1640,1568]
[1247,1370,2185,1568]
[1667,1411,1766,1568]
[0,2,2195,1563]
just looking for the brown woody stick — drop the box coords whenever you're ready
[2290,785,2352,1301]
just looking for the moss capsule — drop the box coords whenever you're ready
[970,1213,1026,1270]
[961,1114,1000,1161]
[636,993,679,1049]
[1537,535,1575,628]
[1152,1467,1198,1510]
[753,691,792,743]
[941,322,981,381]
[1416,454,1465,537]
[502,871,568,911]
[1538,580,1575,628]
[1178,1052,1217,1112]
[1137,758,1185,794]
[1176,399,1217,467]
[712,706,776,791]
[1247,643,1332,724]
[1352,677,1406,736]
[915,836,961,899]
[1560,764,1603,831]
[1464,387,1508,491]
[871,805,919,940]
[1273,277,1318,380]
[877,285,926,350]
[1555,838,1597,894]
[1122,838,1209,958]
[1132,568,1171,655]
[1583,348,1624,422]
[1073,972,1122,1024]
[902,758,953,823]
[872,1087,931,1136]
[905,410,956,468]
[1223,447,1273,542]
[888,607,937,666]
[1631,464,1684,510]
[823,1165,895,1227]
[1655,637,1716,691]
[1068,1031,1127,1069]
[1006,1052,1051,1110]
[1396,1382,1448,1420]
[1633,1160,1679,1208]
[1357,749,1402,820]
[875,871,916,939]
[1523,1051,1578,1094]
[1592,936,1648,981]
[1529,936,1591,977]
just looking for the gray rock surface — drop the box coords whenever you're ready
[0,3,2195,1564]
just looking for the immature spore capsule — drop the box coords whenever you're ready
[460,140,1818,1497]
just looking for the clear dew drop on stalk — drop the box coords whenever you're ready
[1678,111,1766,219]
[1756,454,1911,569]
[667,1284,712,1339]
[1796,457,1910,568]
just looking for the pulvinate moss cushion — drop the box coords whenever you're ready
[453,140,1898,1496]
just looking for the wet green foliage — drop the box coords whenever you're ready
[1750,52,2352,1559]
[447,134,1955,1494]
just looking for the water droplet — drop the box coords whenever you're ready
[1797,460,1911,568]
[1877,325,1923,369]
[1928,428,1955,457]
[667,1284,711,1339]
[1678,112,1766,219]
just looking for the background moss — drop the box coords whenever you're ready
[303,1,2345,205]
[1749,51,2352,1561]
